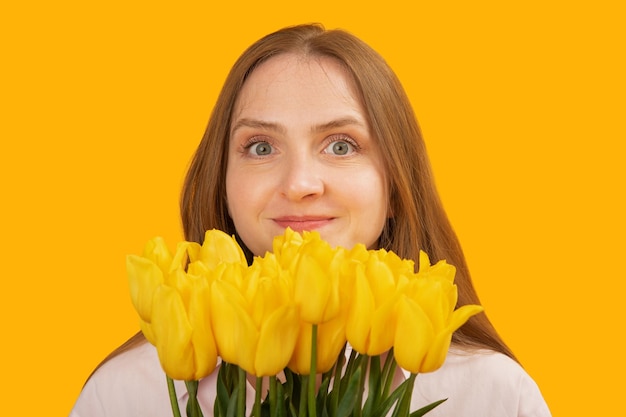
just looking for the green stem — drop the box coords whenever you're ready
[167,376,183,417]
[330,346,346,415]
[238,367,246,417]
[269,376,278,417]
[299,377,308,417]
[381,349,397,399]
[185,380,203,417]
[354,356,368,417]
[308,324,318,417]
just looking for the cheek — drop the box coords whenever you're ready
[225,168,269,222]
[225,167,243,218]
[362,172,389,231]
[347,167,388,211]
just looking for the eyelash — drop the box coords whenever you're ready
[241,136,275,156]
[240,134,360,156]
[323,134,360,153]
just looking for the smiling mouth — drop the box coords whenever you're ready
[273,217,334,232]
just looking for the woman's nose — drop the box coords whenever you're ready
[280,156,324,201]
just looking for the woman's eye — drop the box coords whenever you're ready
[325,140,355,155]
[248,141,273,156]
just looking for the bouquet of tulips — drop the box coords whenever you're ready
[127,228,483,417]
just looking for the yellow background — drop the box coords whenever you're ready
[1,1,624,415]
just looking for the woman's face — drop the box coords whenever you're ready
[226,53,389,256]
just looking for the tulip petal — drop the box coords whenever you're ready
[127,255,163,322]
[255,305,299,376]
[316,314,348,373]
[368,297,397,355]
[365,256,396,305]
[210,281,258,374]
[420,331,453,373]
[346,269,374,354]
[142,237,173,273]
[139,319,156,345]
[406,278,450,332]
[186,259,211,277]
[294,255,331,324]
[200,229,247,268]
[150,285,194,380]
[449,304,484,333]
[418,251,432,274]
[170,241,201,273]
[288,323,313,375]
[394,297,434,374]
[167,268,194,305]
[188,277,218,379]
[428,260,456,283]
[273,228,304,269]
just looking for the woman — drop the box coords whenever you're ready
[71,24,550,416]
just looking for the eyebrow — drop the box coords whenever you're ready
[311,117,366,133]
[230,116,366,136]
[230,119,286,136]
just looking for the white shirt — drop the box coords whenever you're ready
[70,342,551,416]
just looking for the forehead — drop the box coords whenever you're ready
[232,53,364,119]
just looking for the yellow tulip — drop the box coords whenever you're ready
[290,231,344,324]
[344,247,418,356]
[198,229,248,269]
[288,312,348,375]
[127,238,219,381]
[210,259,300,377]
[127,253,164,324]
[371,247,416,279]
[272,227,304,269]
[290,243,356,374]
[416,250,455,282]
[394,252,483,374]
[346,260,399,356]
[151,272,217,380]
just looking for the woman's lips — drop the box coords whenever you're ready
[273,216,334,232]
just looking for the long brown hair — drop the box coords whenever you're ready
[94,23,516,378]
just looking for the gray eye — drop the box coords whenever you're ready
[331,141,351,155]
[252,142,272,155]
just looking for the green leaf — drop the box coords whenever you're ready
[409,399,447,417]
[362,356,381,417]
[283,368,296,402]
[282,368,301,417]
[316,374,332,416]
[215,366,233,417]
[354,356,368,417]
[391,374,416,417]
[370,378,408,417]
[336,367,362,417]
[225,385,240,417]
[328,346,347,415]
[215,363,245,417]
[380,350,397,399]
[338,349,360,399]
